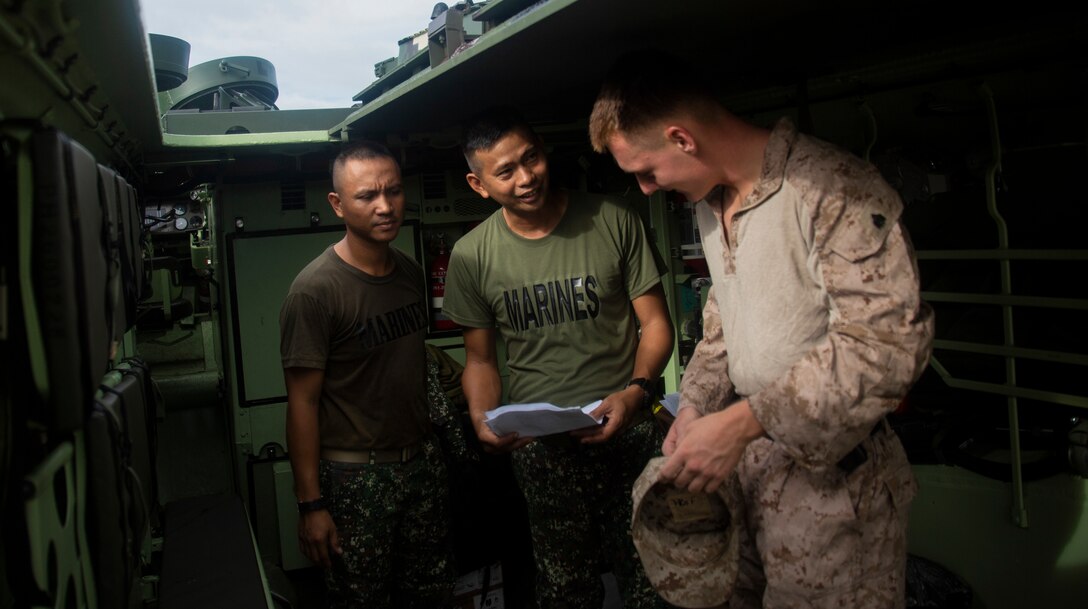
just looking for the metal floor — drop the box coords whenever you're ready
[139,322,233,504]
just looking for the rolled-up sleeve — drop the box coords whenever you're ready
[679,288,736,415]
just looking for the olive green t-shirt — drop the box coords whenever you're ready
[443,192,663,407]
[279,246,430,450]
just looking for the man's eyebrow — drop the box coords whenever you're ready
[353,182,402,195]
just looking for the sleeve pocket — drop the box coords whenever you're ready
[826,184,903,262]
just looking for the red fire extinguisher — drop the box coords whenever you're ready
[430,234,457,331]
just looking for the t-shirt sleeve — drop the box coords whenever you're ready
[279,291,331,369]
[617,202,665,299]
[442,245,495,328]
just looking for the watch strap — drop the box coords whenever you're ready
[625,378,654,410]
[297,498,327,514]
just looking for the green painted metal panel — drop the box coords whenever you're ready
[909,465,1088,608]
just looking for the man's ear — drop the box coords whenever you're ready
[665,125,697,154]
[466,173,490,199]
[328,191,345,218]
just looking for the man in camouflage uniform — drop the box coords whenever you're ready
[443,107,674,608]
[280,141,453,608]
[590,52,934,609]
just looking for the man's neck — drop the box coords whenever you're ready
[709,114,771,211]
[334,235,393,276]
[502,189,568,239]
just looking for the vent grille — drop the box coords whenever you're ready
[421,172,447,200]
[453,197,499,217]
[281,181,305,211]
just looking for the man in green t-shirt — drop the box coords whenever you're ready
[280,141,453,608]
[443,107,674,608]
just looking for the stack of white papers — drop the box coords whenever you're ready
[484,400,604,437]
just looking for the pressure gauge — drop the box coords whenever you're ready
[173,204,187,216]
[174,216,189,231]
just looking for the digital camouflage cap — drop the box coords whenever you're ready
[631,457,743,608]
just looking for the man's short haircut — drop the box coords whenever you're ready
[589,49,716,152]
[331,140,398,191]
[461,106,538,172]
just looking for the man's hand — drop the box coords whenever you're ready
[572,385,643,444]
[660,399,764,493]
[298,509,341,569]
[662,405,702,456]
[472,414,534,453]
[461,327,530,452]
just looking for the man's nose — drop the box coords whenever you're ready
[375,194,394,213]
[516,165,535,186]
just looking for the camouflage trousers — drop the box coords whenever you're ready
[728,424,917,609]
[511,418,669,609]
[318,438,455,609]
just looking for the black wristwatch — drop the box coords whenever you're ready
[625,377,654,411]
[297,498,327,514]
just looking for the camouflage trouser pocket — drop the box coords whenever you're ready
[511,419,667,609]
[318,441,453,608]
[751,438,911,609]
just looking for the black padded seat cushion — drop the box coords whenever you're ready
[64,134,110,387]
[121,180,145,304]
[32,130,111,428]
[31,131,83,430]
[98,164,129,338]
[86,399,139,609]
[119,360,161,527]
[99,372,156,533]
[159,494,269,609]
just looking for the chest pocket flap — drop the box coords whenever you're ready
[826,181,903,263]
